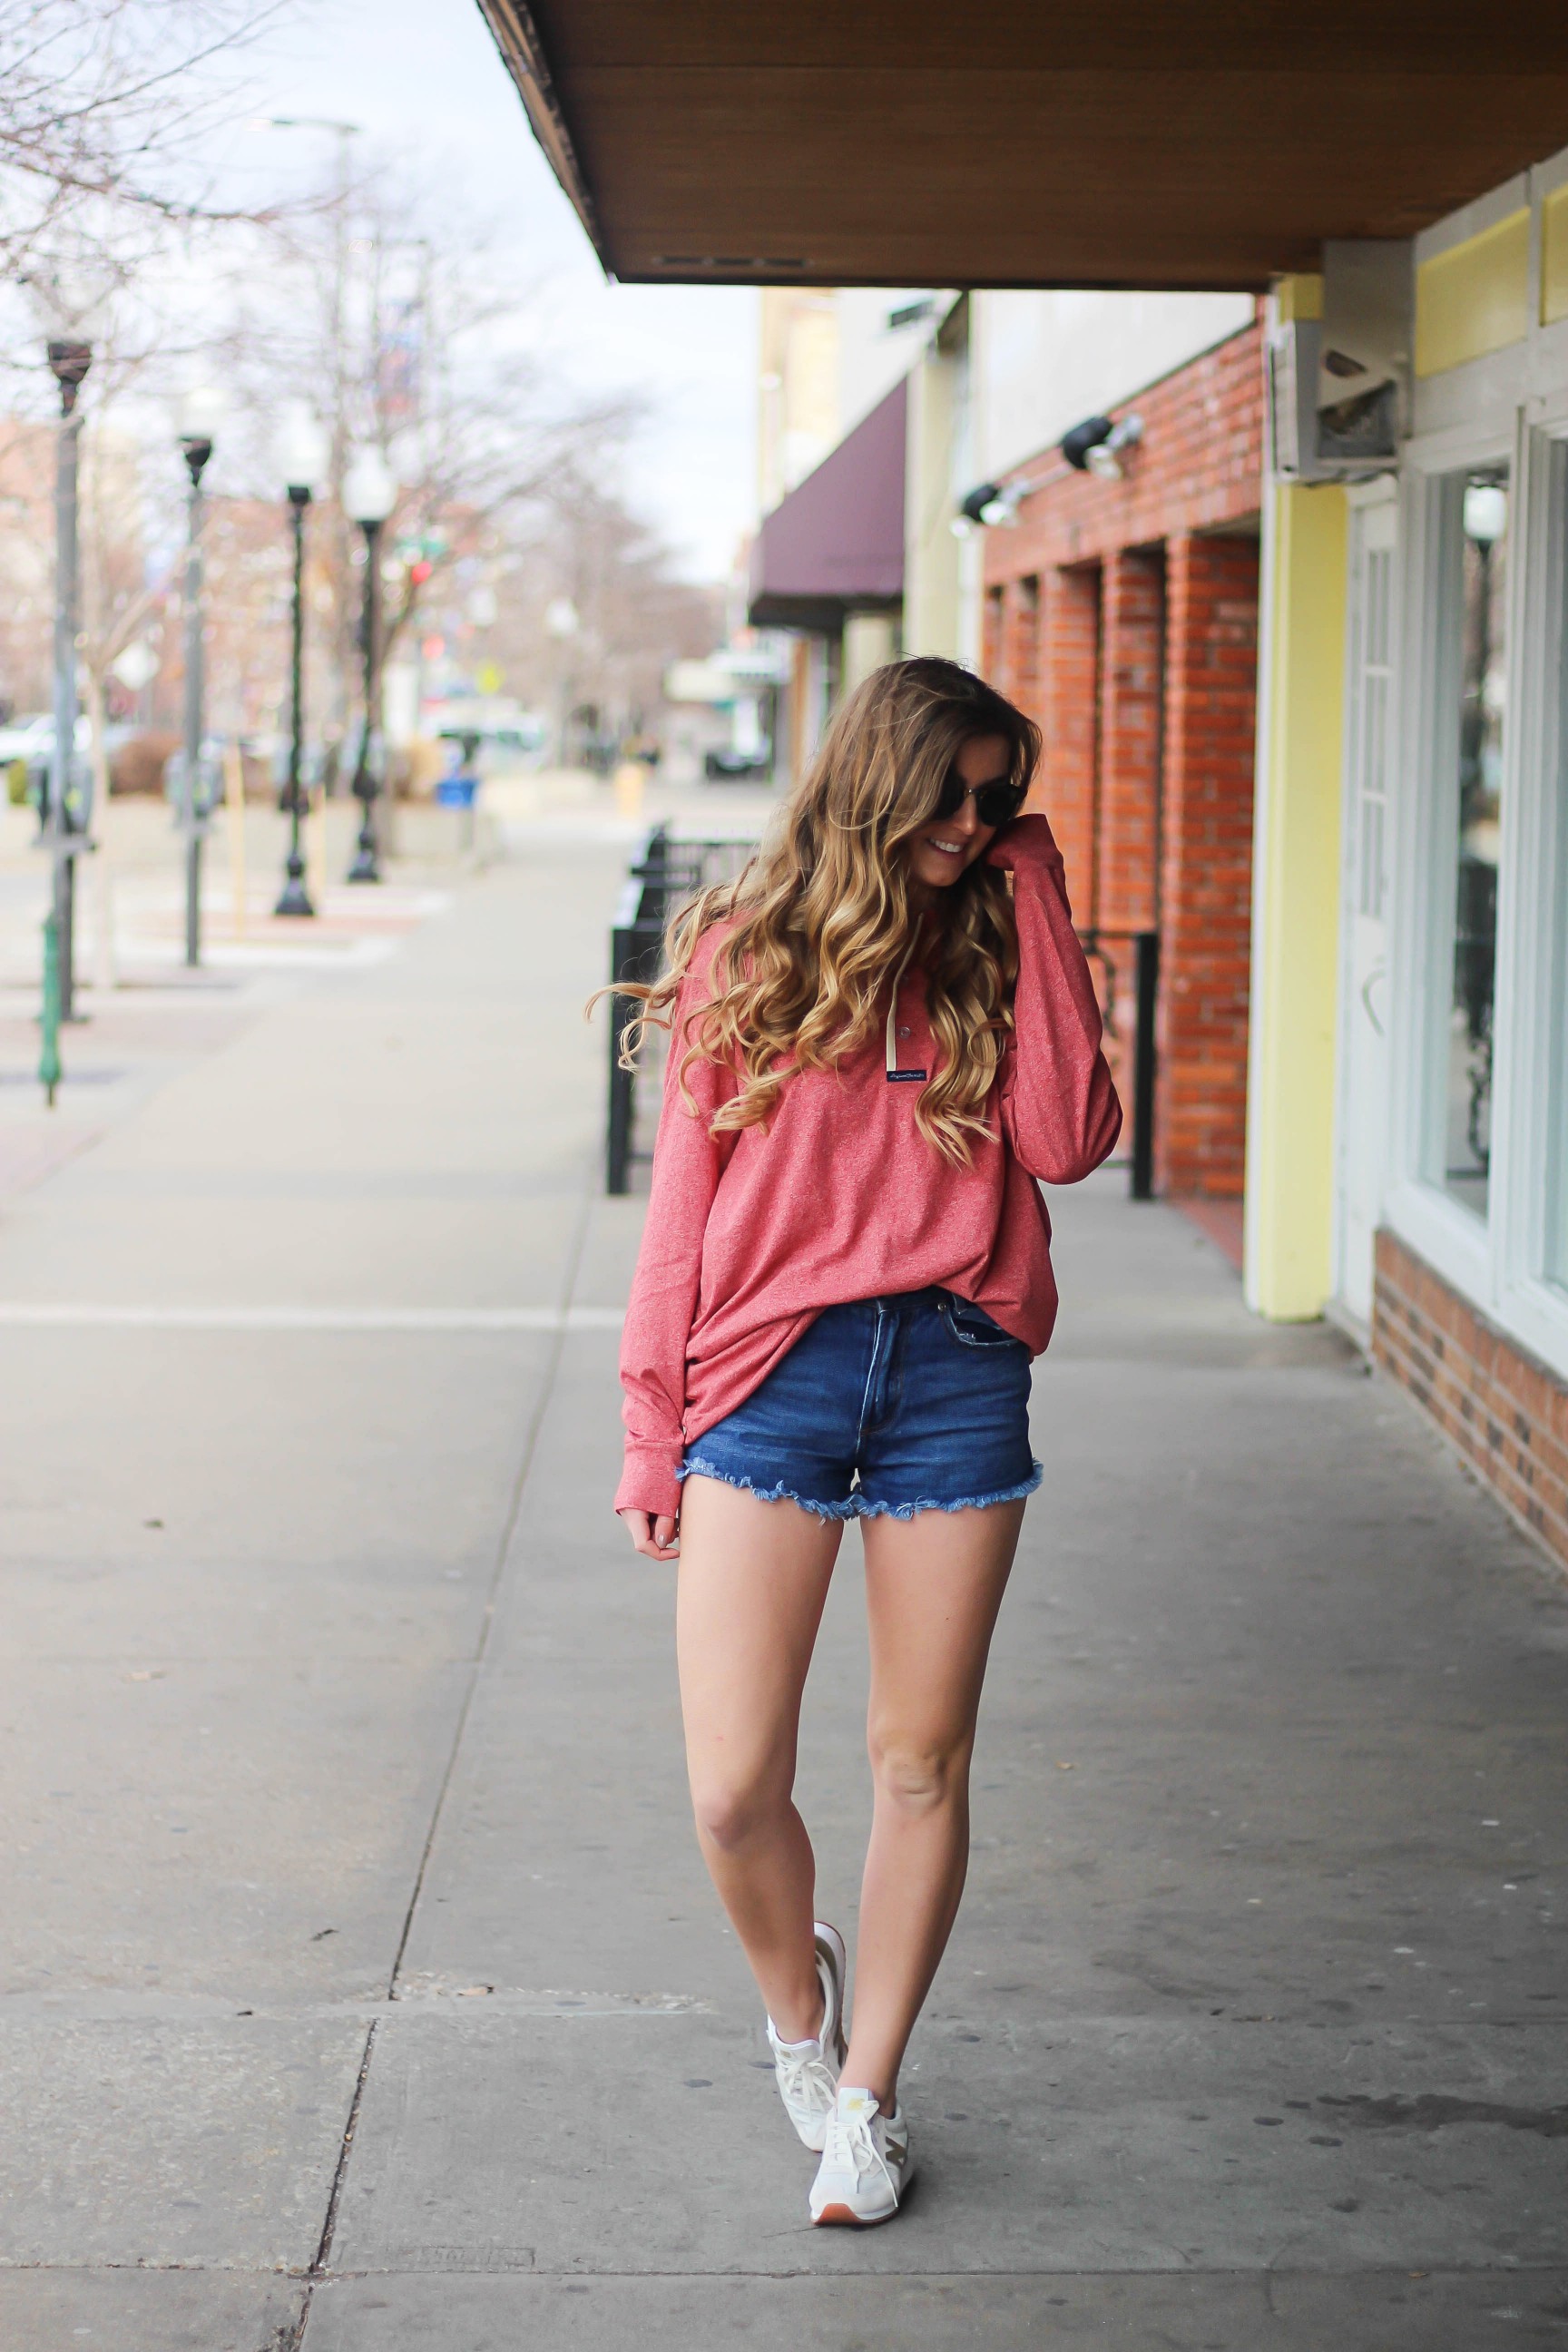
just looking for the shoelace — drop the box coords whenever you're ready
[829,2101,880,2180]
[775,2040,837,2112]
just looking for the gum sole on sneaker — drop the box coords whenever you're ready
[811,2202,896,2228]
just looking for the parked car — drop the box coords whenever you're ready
[0,711,90,766]
[703,747,772,781]
[0,712,96,812]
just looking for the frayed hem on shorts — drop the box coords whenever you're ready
[854,1461,1044,1518]
[677,1457,1043,1520]
[677,1458,860,1520]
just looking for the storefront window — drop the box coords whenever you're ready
[1436,469,1508,1219]
[1544,448,1568,1294]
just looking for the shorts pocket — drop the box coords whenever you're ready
[938,1296,1024,1350]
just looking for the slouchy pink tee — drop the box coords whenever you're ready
[614,816,1122,1521]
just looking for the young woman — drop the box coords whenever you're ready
[613,658,1121,2225]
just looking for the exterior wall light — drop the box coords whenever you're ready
[954,473,1053,534]
[1062,412,1144,479]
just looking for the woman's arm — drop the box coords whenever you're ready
[985,814,1122,1182]
[614,951,738,1527]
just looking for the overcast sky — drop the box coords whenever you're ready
[230,0,759,582]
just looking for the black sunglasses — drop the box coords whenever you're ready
[933,766,1028,829]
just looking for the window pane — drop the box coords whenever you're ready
[1440,470,1508,1219]
[1544,448,1568,1292]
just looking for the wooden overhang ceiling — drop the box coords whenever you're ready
[475,2,1568,291]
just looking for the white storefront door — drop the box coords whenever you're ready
[1335,493,1397,1326]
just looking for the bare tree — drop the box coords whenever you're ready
[0,0,283,286]
[489,469,722,759]
[215,158,643,767]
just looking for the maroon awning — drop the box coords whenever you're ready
[749,378,906,632]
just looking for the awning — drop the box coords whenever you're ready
[475,3,1568,290]
[748,379,905,633]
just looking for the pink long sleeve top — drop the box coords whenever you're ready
[614,816,1122,1521]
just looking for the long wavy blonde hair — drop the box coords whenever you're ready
[615,657,1040,1165]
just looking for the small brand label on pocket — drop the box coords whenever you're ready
[887,1068,927,1083]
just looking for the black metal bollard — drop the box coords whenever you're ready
[606,903,662,1195]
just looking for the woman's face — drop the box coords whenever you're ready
[905,731,1013,897]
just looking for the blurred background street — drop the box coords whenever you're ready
[5,1,1568,2347]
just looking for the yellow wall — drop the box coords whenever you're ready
[841,612,897,691]
[1544,183,1568,327]
[1415,209,1531,376]
[1273,272,1322,323]
[1244,479,1348,1321]
[902,339,963,659]
[758,288,840,514]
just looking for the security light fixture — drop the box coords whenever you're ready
[960,481,1011,527]
[1062,412,1144,479]
[954,471,1054,533]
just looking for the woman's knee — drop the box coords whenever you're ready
[867,1723,972,1814]
[689,1766,790,1853]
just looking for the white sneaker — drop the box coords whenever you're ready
[766,1920,847,2151]
[808,2085,914,2226]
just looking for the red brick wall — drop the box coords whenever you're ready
[1099,549,1164,936]
[1004,573,1042,721]
[984,316,1265,1199]
[983,319,1265,584]
[1374,1230,1568,1573]
[1158,532,1259,1198]
[982,586,1004,686]
[1035,565,1101,926]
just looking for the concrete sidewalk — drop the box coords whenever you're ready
[1,836,1564,2352]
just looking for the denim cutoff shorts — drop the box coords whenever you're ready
[679,1289,1042,1521]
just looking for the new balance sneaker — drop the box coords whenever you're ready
[766,1920,848,2151]
[808,2085,914,2226]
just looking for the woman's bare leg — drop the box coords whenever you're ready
[843,1499,1024,2106]
[675,1475,843,2041]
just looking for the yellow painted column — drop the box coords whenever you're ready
[1243,477,1348,1319]
[903,338,962,660]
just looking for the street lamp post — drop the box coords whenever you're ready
[544,595,580,770]
[46,335,92,1021]
[342,448,397,884]
[274,407,328,917]
[177,387,223,965]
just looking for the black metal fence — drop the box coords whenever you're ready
[605,830,1160,1202]
[605,827,758,1194]
[1077,926,1160,1202]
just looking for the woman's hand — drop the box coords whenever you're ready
[983,810,1056,870]
[619,1508,680,1561]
